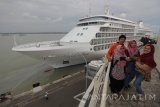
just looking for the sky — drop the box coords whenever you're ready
[0,0,160,33]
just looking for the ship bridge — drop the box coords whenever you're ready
[78,44,160,107]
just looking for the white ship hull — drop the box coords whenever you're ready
[12,42,106,68]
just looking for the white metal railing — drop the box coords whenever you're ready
[78,58,111,107]
[88,64,107,107]
[78,63,107,107]
[100,62,111,107]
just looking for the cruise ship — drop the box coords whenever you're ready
[12,9,152,68]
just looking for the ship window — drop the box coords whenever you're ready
[102,34,105,37]
[90,40,93,45]
[94,46,98,51]
[98,46,100,50]
[96,34,101,38]
[82,28,88,30]
[77,33,80,36]
[80,33,83,36]
[102,46,104,50]
[105,46,107,49]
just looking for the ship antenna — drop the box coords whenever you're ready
[88,0,91,17]
[104,0,110,15]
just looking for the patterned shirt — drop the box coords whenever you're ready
[111,56,126,80]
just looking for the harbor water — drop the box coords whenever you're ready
[0,34,84,95]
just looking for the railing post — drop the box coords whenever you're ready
[100,62,111,107]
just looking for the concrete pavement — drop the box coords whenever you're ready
[2,71,91,107]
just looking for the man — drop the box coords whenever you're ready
[107,35,126,62]
[44,91,49,100]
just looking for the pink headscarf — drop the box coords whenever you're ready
[127,40,139,57]
[114,45,126,67]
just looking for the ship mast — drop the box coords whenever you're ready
[89,1,91,17]
[87,0,92,17]
[104,0,110,15]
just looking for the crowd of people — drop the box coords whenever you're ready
[107,35,157,98]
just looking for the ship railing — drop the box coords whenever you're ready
[34,40,62,47]
[88,63,107,107]
[78,58,111,107]
[100,62,111,107]
[14,40,62,49]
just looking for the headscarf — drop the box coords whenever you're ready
[127,40,139,57]
[114,45,126,67]
[140,44,157,68]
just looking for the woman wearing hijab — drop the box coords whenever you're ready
[124,40,140,89]
[134,44,157,96]
[110,45,128,94]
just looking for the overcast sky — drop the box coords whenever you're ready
[0,0,159,32]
